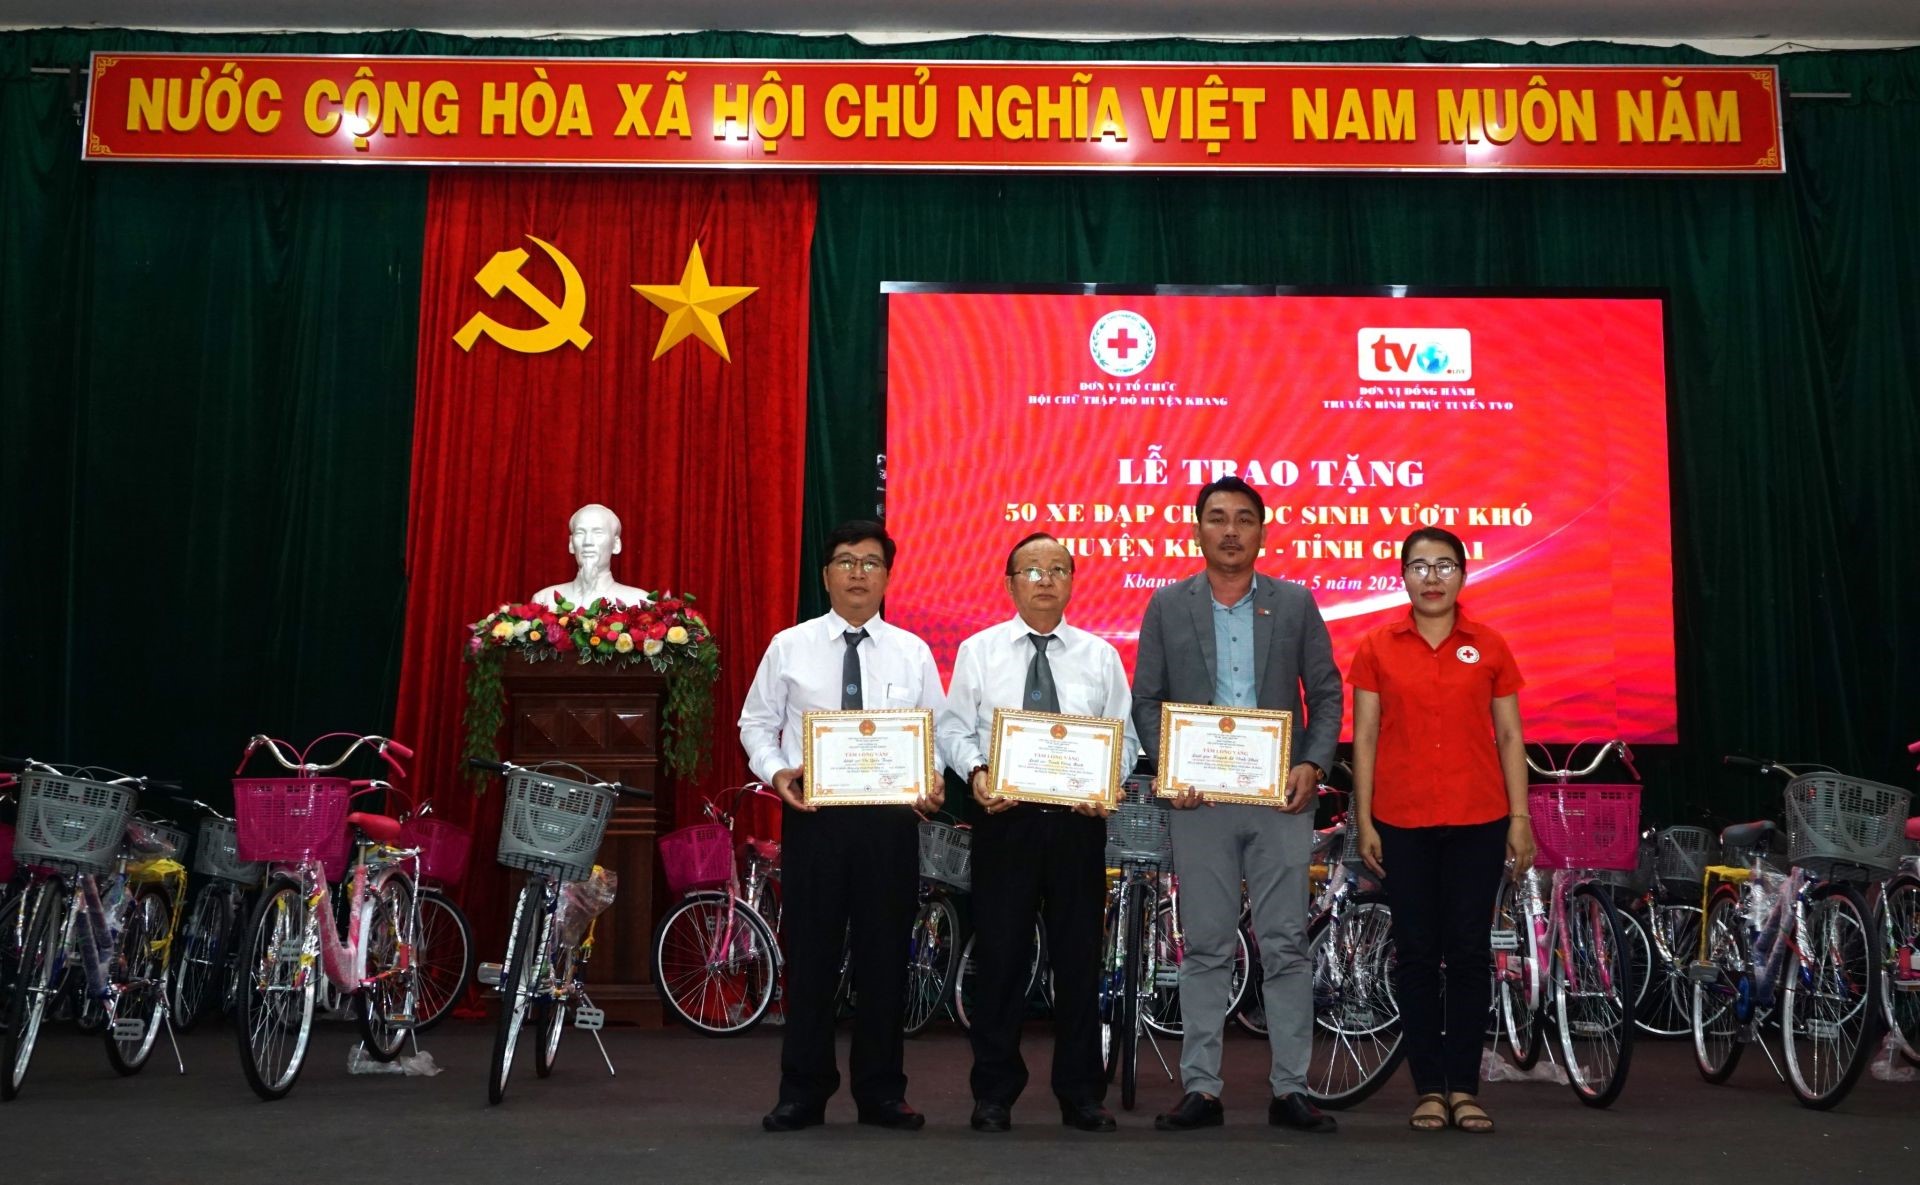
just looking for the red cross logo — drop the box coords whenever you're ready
[1106,327,1139,358]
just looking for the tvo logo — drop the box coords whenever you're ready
[1358,328,1472,382]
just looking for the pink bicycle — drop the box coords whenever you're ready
[230,733,423,1101]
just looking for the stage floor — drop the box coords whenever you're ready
[4,1017,1912,1183]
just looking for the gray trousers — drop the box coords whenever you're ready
[1169,802,1313,1098]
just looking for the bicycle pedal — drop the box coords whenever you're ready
[111,1018,146,1041]
[477,962,503,986]
[1490,928,1520,951]
[572,1006,606,1031]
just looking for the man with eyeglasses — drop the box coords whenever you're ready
[1133,475,1344,1134]
[740,520,946,1133]
[937,532,1140,1134]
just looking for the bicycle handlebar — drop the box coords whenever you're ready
[1909,738,1920,771]
[464,756,651,800]
[1525,740,1635,781]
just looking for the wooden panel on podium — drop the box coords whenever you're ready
[501,656,667,1024]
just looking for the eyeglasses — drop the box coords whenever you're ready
[1012,565,1073,584]
[830,557,885,575]
[1403,559,1461,581]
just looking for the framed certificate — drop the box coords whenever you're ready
[1155,703,1293,803]
[986,709,1126,809]
[801,709,935,806]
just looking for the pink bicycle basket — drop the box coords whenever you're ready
[1528,783,1642,871]
[659,823,733,895]
[403,816,472,885]
[233,776,351,867]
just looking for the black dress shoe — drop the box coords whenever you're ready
[1153,1091,1224,1131]
[1060,1101,1117,1132]
[1269,1093,1337,1133]
[762,1102,825,1132]
[857,1099,926,1131]
[971,1102,1012,1132]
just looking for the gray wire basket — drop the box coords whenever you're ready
[13,771,138,877]
[497,766,617,883]
[194,816,266,884]
[1784,774,1912,882]
[1105,776,1172,867]
[1653,825,1717,893]
[917,820,972,891]
[129,819,190,862]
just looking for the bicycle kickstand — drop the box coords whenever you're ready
[161,1002,187,1075]
[576,988,616,1077]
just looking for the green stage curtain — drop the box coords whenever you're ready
[3,29,1917,822]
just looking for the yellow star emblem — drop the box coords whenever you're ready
[632,243,757,362]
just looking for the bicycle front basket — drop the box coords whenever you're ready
[497,768,616,882]
[14,772,138,877]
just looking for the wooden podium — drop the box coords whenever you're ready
[500,656,668,1024]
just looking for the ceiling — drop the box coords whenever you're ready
[3,0,1918,45]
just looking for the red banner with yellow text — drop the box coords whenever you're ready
[84,53,1783,174]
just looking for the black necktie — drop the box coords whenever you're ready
[1026,634,1060,713]
[841,629,868,710]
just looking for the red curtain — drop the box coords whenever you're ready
[393,171,815,956]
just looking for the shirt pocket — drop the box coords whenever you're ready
[884,681,919,708]
[1050,675,1102,717]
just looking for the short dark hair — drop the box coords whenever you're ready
[1195,475,1265,521]
[1004,531,1075,576]
[823,519,896,569]
[1400,527,1467,570]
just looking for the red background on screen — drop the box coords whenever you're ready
[884,292,1676,743]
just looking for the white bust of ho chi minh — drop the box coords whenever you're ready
[532,503,652,610]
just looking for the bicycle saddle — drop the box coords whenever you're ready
[1719,819,1776,850]
[745,837,782,863]
[346,811,405,845]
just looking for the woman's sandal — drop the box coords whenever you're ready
[1409,1093,1449,1132]
[1447,1094,1494,1134]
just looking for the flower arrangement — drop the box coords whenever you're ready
[462,593,719,787]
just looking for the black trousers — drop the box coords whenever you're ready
[777,803,919,1109]
[1376,817,1509,1097]
[967,805,1108,1109]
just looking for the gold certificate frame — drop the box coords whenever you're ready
[801,708,935,806]
[1154,703,1293,803]
[985,708,1126,809]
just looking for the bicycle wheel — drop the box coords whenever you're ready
[1619,903,1657,1033]
[104,885,169,1075]
[1782,881,1878,1109]
[1304,893,1406,1109]
[235,877,316,1101]
[652,893,778,1036]
[1118,882,1146,1111]
[1,882,63,1101]
[169,883,231,1033]
[1554,882,1635,1108]
[412,888,473,1032]
[956,919,1046,1034]
[355,869,416,1062]
[1692,886,1748,1083]
[902,894,961,1038]
[490,881,546,1105]
[1877,874,1920,1064]
[534,938,577,1078]
[1493,875,1545,1069]
[1233,920,1267,1036]
[1638,902,1702,1038]
[1144,901,1250,1038]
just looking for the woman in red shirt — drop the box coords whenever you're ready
[1351,527,1535,1134]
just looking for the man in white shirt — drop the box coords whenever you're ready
[739,520,946,1133]
[937,532,1140,1134]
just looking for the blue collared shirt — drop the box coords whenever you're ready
[1211,577,1258,708]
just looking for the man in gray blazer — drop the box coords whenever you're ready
[1133,475,1343,1133]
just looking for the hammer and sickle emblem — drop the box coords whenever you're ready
[453,234,593,354]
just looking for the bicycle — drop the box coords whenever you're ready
[1873,739,1920,1069]
[655,782,783,1036]
[231,733,424,1101]
[470,757,648,1103]
[168,802,265,1032]
[1299,793,1403,1108]
[1691,753,1908,1108]
[392,797,475,1033]
[1100,774,1174,1111]
[903,813,969,1037]
[0,757,189,1100]
[1490,740,1639,1108]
